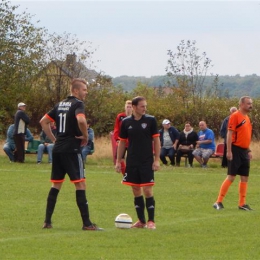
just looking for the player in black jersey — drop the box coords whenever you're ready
[115,96,160,229]
[40,78,103,231]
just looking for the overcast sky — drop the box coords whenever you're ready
[11,0,260,78]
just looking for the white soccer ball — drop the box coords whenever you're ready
[115,213,133,229]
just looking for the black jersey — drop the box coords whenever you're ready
[46,96,85,153]
[120,114,159,166]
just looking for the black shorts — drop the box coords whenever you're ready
[227,145,250,177]
[122,162,155,187]
[51,153,85,183]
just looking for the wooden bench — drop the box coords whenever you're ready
[180,143,224,166]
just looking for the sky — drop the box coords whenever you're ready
[10,0,260,78]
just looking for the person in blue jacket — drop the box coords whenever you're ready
[3,124,33,162]
[192,121,216,168]
[159,119,180,166]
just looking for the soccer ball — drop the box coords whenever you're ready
[115,213,132,229]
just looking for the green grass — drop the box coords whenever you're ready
[1,155,260,260]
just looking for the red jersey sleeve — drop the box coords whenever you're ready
[113,115,121,141]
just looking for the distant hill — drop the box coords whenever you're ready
[112,74,260,97]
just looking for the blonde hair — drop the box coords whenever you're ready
[71,78,87,91]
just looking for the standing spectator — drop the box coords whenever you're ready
[40,78,103,231]
[13,102,30,163]
[37,121,57,164]
[113,100,133,175]
[159,119,180,166]
[81,120,94,164]
[213,96,253,211]
[115,96,160,229]
[220,107,238,168]
[3,124,33,162]
[176,121,198,167]
[192,121,216,168]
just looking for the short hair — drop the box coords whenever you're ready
[229,107,237,113]
[71,78,87,91]
[87,119,91,125]
[239,96,251,105]
[184,121,191,126]
[125,100,132,105]
[132,96,146,106]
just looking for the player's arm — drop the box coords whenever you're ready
[39,115,56,143]
[115,139,126,173]
[153,135,160,171]
[113,116,120,142]
[76,114,88,146]
[226,129,233,161]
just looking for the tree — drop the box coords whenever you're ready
[166,40,213,106]
[0,0,46,130]
[85,74,128,136]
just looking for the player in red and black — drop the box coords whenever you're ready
[113,100,132,175]
[40,78,103,230]
[213,96,253,211]
[115,96,160,229]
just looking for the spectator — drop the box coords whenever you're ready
[13,102,30,163]
[159,119,180,166]
[220,107,237,168]
[176,121,198,167]
[113,100,133,175]
[3,124,33,162]
[37,121,57,164]
[192,121,216,168]
[213,96,253,211]
[81,120,94,164]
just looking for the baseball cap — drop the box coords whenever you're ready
[162,119,170,125]
[18,102,26,108]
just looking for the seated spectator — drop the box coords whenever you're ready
[192,121,216,168]
[81,120,94,164]
[176,121,198,167]
[159,119,180,166]
[37,122,56,164]
[3,124,33,162]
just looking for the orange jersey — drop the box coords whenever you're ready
[228,111,252,149]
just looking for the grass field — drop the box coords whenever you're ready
[1,154,260,260]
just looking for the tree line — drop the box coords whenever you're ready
[113,74,260,98]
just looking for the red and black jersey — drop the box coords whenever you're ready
[45,96,85,153]
[119,114,159,166]
[113,112,127,141]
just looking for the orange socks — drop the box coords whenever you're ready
[239,182,247,206]
[216,179,232,203]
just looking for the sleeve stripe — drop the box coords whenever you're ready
[76,113,86,118]
[45,114,55,122]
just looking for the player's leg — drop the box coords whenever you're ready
[131,185,146,227]
[68,153,103,230]
[43,153,65,228]
[43,182,63,228]
[143,186,156,229]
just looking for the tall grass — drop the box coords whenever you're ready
[1,154,260,260]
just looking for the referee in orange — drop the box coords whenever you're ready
[213,96,253,210]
